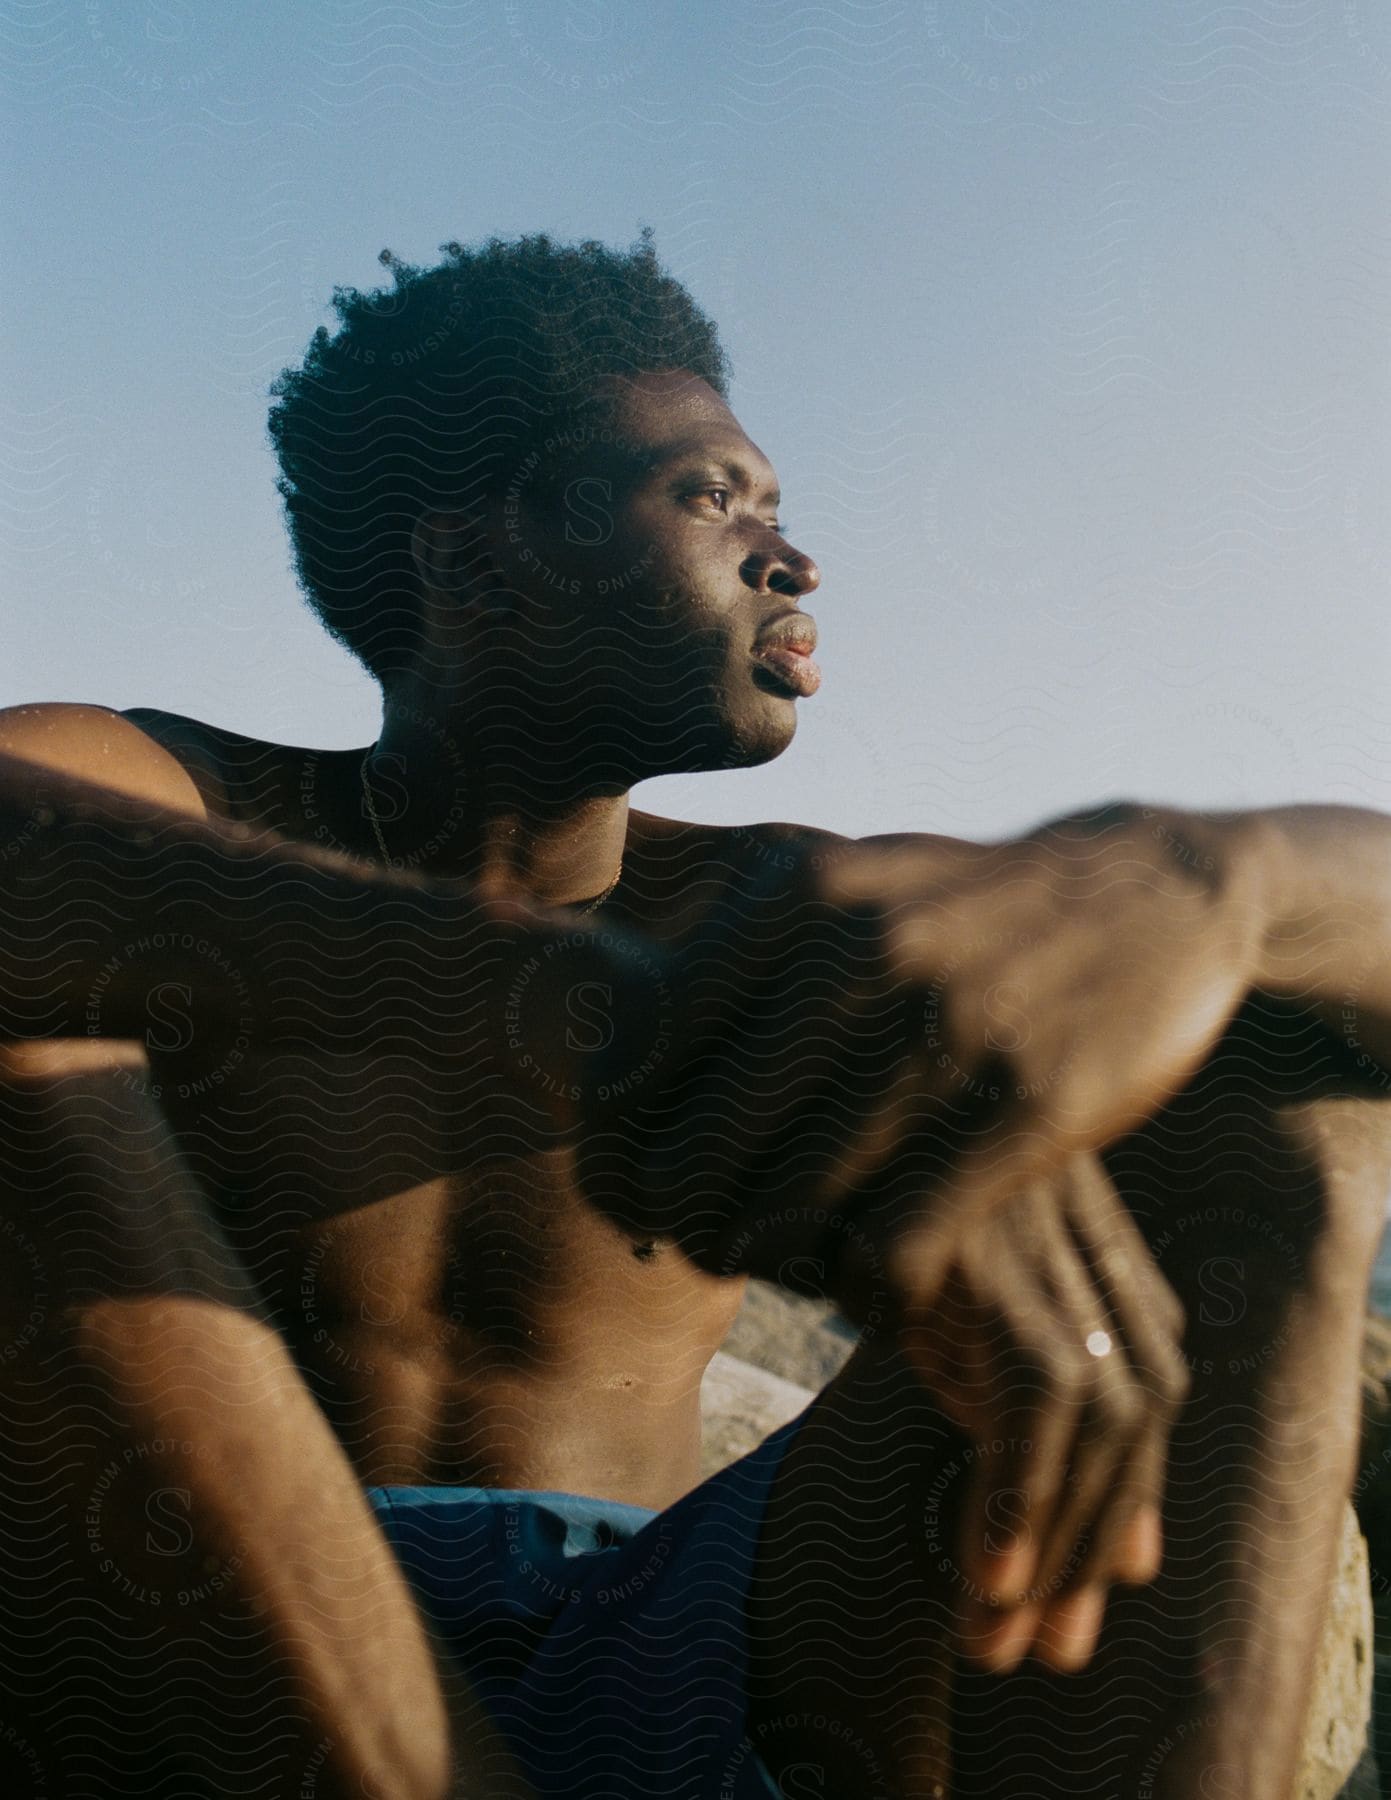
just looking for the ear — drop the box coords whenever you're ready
[409,511,507,599]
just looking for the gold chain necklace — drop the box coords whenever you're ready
[358,747,622,916]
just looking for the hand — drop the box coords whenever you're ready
[907,1148,1189,1673]
[821,805,1275,1277]
[589,802,1274,1301]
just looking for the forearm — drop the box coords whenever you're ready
[0,1048,455,1799]
[1230,802,1391,1076]
[0,750,509,1051]
[1122,1253,1369,1798]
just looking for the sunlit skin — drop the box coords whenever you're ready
[2,369,1391,1795]
[327,370,824,898]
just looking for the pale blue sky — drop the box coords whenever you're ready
[5,0,1388,841]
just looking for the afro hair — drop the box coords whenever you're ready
[268,230,730,682]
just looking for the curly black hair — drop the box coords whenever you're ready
[268,230,730,683]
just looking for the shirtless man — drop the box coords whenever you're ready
[1,232,1390,1799]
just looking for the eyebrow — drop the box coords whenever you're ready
[651,440,781,509]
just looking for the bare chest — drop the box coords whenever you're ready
[153,1051,744,1494]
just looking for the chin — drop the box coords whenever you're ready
[621,665,800,777]
[712,691,800,771]
[627,709,793,781]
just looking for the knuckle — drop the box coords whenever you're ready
[1153,1281,1187,1341]
[883,1235,961,1326]
[1095,1379,1144,1440]
[1028,1339,1082,1401]
[1046,1064,1105,1141]
[1154,1349,1192,1411]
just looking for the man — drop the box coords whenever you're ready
[1,232,1389,1799]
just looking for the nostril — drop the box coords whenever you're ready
[743,550,818,596]
[779,552,819,595]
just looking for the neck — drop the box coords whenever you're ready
[364,680,631,907]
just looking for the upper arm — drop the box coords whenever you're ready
[728,823,979,886]
[853,828,977,855]
[0,703,208,822]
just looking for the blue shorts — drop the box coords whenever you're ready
[365,1408,810,1799]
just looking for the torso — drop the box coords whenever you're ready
[122,707,838,1510]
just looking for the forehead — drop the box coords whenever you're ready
[591,369,771,473]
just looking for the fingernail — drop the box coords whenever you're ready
[958,1597,1040,1672]
[1132,1508,1163,1581]
[980,1604,1042,1672]
[1116,1507,1163,1585]
[985,1542,1035,1599]
[1044,1587,1106,1672]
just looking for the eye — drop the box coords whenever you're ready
[689,485,731,513]
[684,486,787,535]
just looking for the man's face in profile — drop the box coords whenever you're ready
[482,369,822,779]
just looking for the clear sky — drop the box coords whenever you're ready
[6,0,1388,841]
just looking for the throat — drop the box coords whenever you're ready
[357,740,631,905]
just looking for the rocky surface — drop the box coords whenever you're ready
[1356,1312,1391,1579]
[699,1349,814,1478]
[704,1281,1383,1799]
[1356,1313,1391,1795]
[1295,1506,1374,1800]
[718,1278,855,1391]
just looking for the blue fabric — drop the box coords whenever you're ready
[366,1410,810,1799]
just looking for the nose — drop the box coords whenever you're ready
[740,538,821,599]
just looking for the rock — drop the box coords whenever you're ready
[1354,1312,1391,1580]
[699,1350,814,1479]
[1370,1595,1391,1793]
[1334,1744,1380,1799]
[719,1278,855,1391]
[1294,1504,1374,1800]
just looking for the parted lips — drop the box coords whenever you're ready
[752,607,821,696]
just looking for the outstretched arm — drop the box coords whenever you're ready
[852,798,1391,1067]
[0,714,517,1053]
[744,804,1391,1799]
[1236,800,1391,1073]
[0,713,654,1205]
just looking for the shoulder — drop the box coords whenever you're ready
[629,809,972,870]
[717,816,853,876]
[628,808,849,876]
[122,712,364,841]
[631,811,969,868]
[0,701,209,819]
[118,705,241,820]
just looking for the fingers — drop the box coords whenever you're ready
[957,1595,1047,1673]
[855,1087,1075,1326]
[901,1219,1076,1587]
[962,1570,1133,1676]
[1114,1499,1164,1586]
[1068,1151,1187,1356]
[1022,1208,1150,1597]
[1024,1503,1157,1675]
[940,1192,1139,1605]
[1057,1155,1188,1589]
[932,1159,1183,1675]
[1033,1583,1108,1673]
[961,1377,1079,1601]
[818,826,1254,1174]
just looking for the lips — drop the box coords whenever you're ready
[751,611,821,698]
